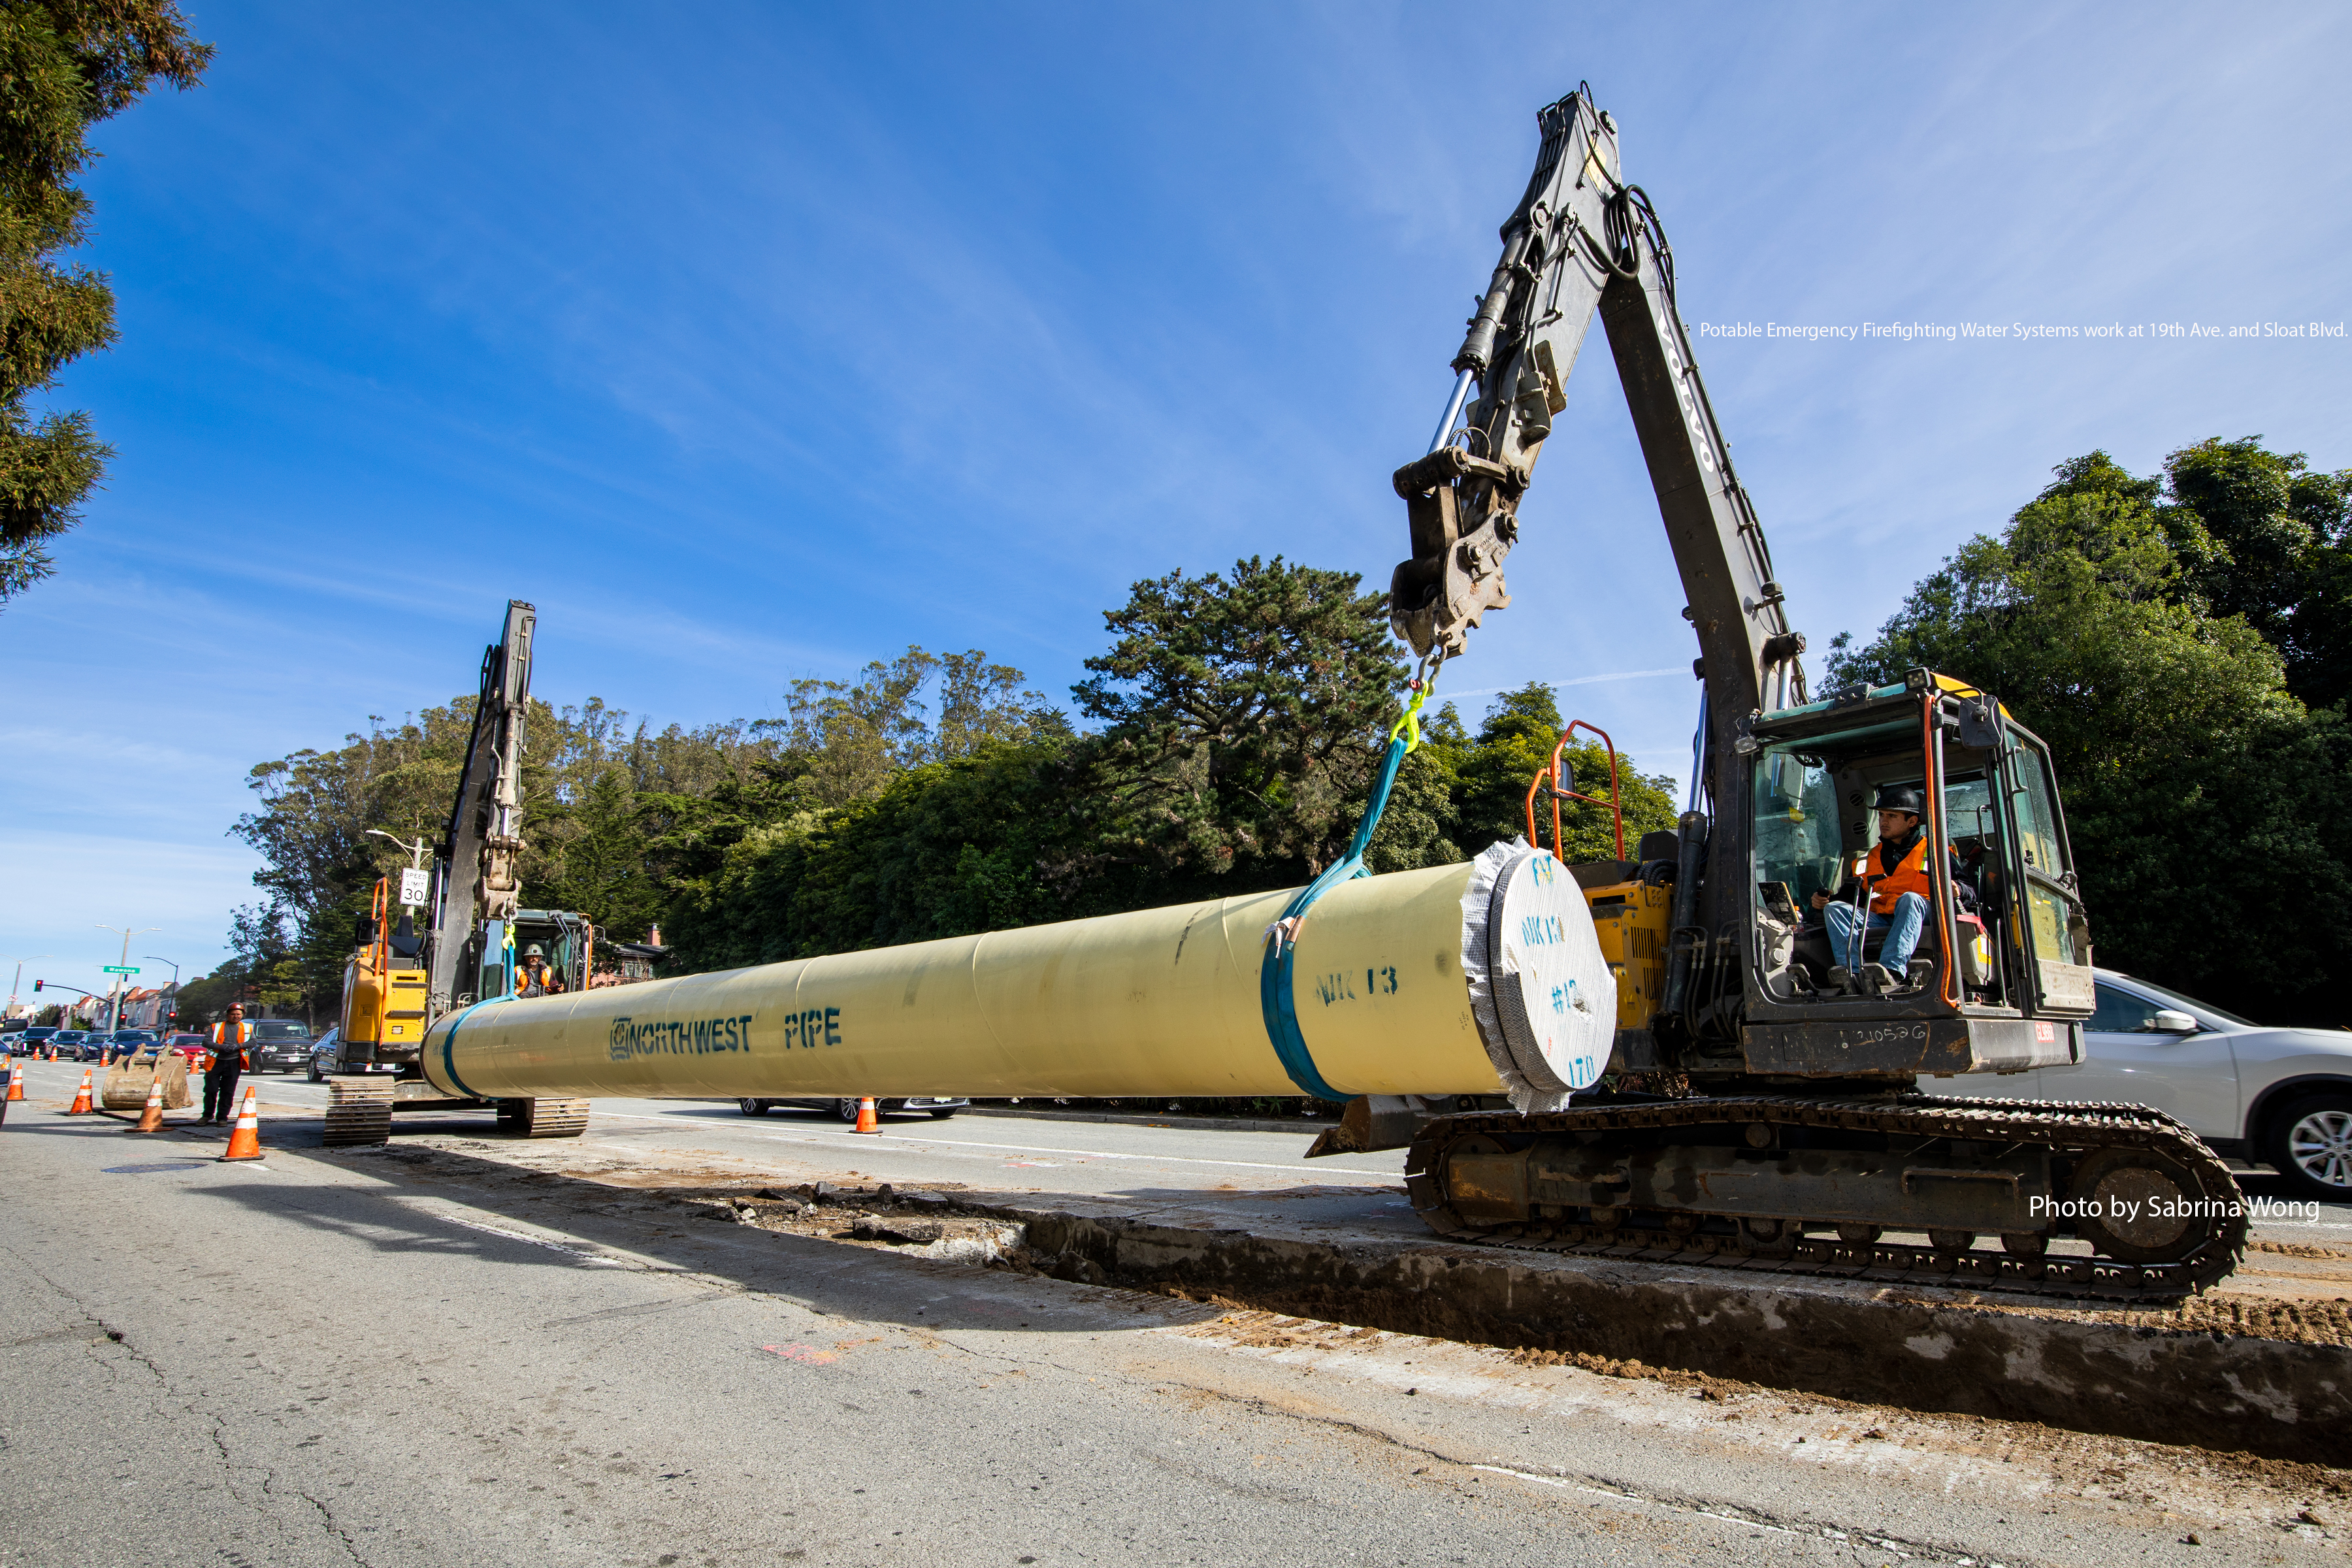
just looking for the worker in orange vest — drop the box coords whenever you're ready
[203,1004,253,1124]
[1811,784,1955,994]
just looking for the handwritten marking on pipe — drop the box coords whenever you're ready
[763,1344,836,1364]
[1316,967,1399,1005]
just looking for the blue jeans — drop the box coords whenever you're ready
[1824,892,1927,973]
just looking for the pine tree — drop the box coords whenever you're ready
[0,2,210,605]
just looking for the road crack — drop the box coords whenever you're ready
[1151,1375,2017,1565]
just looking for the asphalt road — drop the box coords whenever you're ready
[1,1060,2344,1566]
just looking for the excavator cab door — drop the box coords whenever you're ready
[1998,727,2095,1021]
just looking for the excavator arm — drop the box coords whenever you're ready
[426,600,535,1016]
[1392,88,1805,704]
[1390,84,1810,1007]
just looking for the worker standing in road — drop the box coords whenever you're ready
[203,1004,252,1124]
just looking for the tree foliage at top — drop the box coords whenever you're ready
[762,647,1066,808]
[0,1,210,606]
[1829,437,2350,1023]
[1073,557,1405,879]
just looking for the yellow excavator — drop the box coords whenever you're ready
[1364,84,2243,1296]
[325,602,661,1145]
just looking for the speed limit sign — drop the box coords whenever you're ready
[398,868,431,907]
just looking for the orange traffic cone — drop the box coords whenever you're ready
[219,1085,263,1162]
[853,1096,879,1134]
[66,1070,93,1115]
[129,1073,164,1133]
[44,1045,56,1061]
[5,1061,22,1101]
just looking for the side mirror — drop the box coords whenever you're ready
[2149,1009,2199,1034]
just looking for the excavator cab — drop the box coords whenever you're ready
[1735,670,2091,1080]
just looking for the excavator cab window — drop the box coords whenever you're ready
[1748,744,1848,1000]
[1750,708,1989,1005]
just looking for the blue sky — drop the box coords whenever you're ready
[3,2,2346,999]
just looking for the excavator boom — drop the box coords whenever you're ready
[427,599,535,1016]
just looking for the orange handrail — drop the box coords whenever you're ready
[369,877,390,977]
[1523,721,1625,861]
[1919,695,1960,1007]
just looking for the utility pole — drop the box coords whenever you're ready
[5,954,52,1017]
[94,924,161,1037]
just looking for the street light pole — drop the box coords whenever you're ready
[142,956,181,1029]
[94,924,161,1036]
[6,955,52,1016]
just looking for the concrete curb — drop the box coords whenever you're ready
[958,1197,2352,1466]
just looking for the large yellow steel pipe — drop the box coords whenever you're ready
[421,845,1612,1106]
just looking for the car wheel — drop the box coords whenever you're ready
[836,1098,862,1122]
[2266,1094,2352,1202]
[308,1060,323,1083]
[739,1098,770,1117]
[929,1108,958,1120]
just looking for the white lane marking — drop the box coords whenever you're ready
[430,1209,630,1266]
[585,1107,1399,1180]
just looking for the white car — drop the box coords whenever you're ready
[1946,968,2352,1200]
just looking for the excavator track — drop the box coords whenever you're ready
[1404,1094,2248,1301]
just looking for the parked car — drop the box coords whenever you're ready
[1947,968,2352,1201]
[108,1030,159,1056]
[163,1033,210,1064]
[246,1019,315,1073]
[306,1028,396,1081]
[48,1029,95,1062]
[738,1096,968,1122]
[10,1025,59,1056]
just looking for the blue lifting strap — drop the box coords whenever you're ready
[1258,662,1437,1102]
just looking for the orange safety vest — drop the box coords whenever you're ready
[210,1020,251,1069]
[1861,835,1934,915]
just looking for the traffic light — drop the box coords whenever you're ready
[31,980,40,993]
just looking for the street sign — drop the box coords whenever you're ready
[399,868,431,907]
[102,966,139,975]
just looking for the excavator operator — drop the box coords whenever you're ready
[517,943,564,998]
[1809,784,1963,994]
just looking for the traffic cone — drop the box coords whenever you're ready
[66,1070,93,1115]
[219,1086,263,1162]
[853,1096,879,1134]
[129,1073,165,1133]
[5,1061,22,1101]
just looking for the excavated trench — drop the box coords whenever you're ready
[671,1175,2352,1467]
